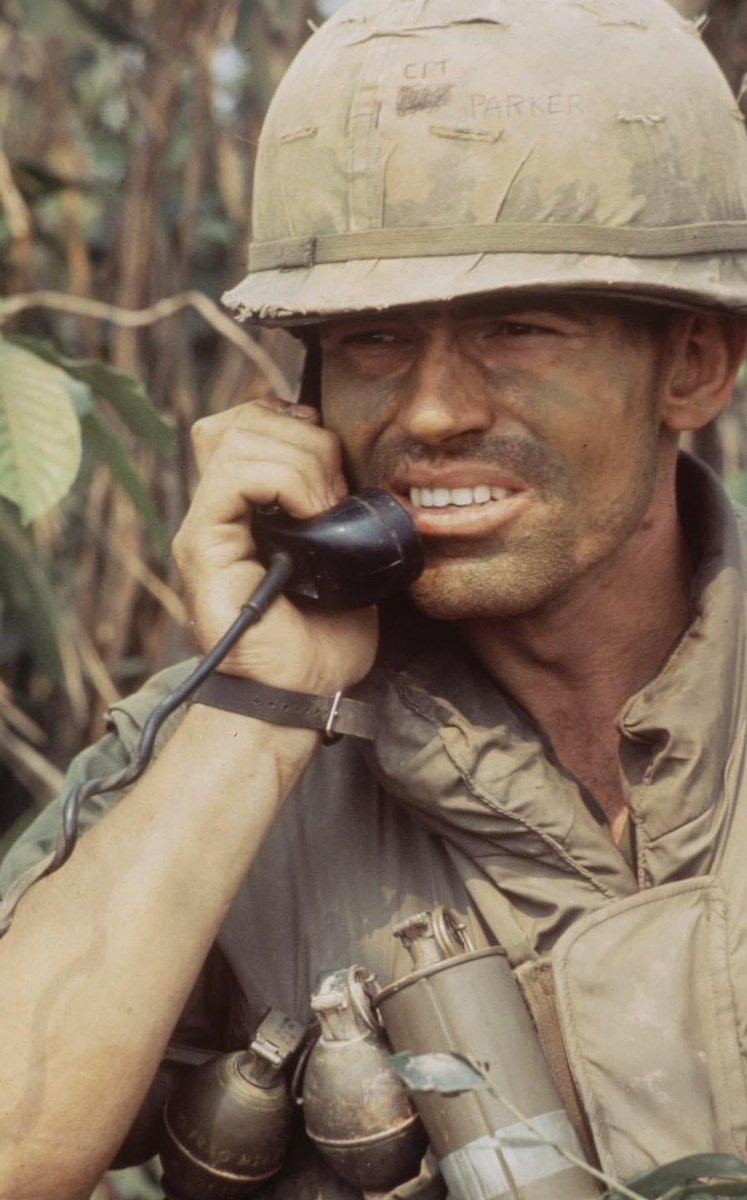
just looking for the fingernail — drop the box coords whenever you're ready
[324,480,347,507]
[289,404,318,421]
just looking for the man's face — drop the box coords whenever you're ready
[319,294,674,621]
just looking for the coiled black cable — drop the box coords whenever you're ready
[0,552,294,938]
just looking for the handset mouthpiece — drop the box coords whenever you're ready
[251,488,424,608]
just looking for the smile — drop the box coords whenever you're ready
[409,485,516,509]
[395,483,529,541]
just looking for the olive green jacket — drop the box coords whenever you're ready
[3,453,747,1192]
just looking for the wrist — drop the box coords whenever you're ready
[180,700,322,787]
[190,673,377,744]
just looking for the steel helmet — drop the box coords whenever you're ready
[223,0,747,325]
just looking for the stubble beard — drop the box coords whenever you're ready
[406,523,582,621]
[408,451,662,623]
[361,417,663,622]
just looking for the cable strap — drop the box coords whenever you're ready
[192,673,377,743]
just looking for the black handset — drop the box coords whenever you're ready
[0,495,424,940]
[251,489,424,608]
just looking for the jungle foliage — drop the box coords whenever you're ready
[2,1,747,1199]
[1,0,745,832]
[0,0,326,852]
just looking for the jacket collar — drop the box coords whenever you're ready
[363,454,747,954]
[616,453,747,876]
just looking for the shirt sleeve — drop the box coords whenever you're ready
[0,659,196,901]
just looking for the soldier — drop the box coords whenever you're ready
[3,1,747,1197]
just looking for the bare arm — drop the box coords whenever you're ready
[0,401,377,1200]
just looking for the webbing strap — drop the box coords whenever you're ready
[248,220,747,271]
[514,957,599,1168]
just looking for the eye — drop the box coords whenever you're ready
[320,323,417,377]
[486,319,555,338]
[340,328,414,347]
[502,322,544,336]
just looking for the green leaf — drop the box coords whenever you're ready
[0,502,65,680]
[3,336,98,417]
[5,336,175,458]
[0,339,82,523]
[68,362,175,457]
[603,1155,747,1200]
[390,1051,489,1097]
[80,412,170,556]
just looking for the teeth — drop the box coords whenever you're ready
[409,485,515,508]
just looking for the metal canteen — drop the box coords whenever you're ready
[375,908,601,1200]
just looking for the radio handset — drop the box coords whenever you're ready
[251,488,424,609]
[0,489,424,936]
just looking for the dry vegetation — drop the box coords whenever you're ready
[0,0,746,905]
[0,1,747,1198]
[0,0,319,851]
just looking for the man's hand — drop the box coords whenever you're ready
[0,403,364,1200]
[172,399,379,694]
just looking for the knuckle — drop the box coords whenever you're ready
[289,421,341,474]
[220,426,249,457]
[190,415,213,447]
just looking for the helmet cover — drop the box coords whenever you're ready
[224,0,747,324]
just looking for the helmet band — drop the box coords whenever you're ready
[248,221,747,273]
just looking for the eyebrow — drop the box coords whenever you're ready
[450,297,596,324]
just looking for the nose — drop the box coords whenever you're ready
[394,324,492,445]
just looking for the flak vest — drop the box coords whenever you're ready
[359,454,747,1180]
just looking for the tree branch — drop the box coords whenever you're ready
[0,289,294,401]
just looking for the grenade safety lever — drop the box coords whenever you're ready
[300,965,427,1193]
[159,1009,306,1199]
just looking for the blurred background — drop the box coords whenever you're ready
[1,0,746,887]
[0,0,746,1196]
[0,0,348,860]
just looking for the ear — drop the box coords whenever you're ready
[660,312,747,433]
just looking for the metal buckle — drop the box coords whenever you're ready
[322,690,344,745]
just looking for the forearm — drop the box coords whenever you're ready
[0,704,318,1200]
